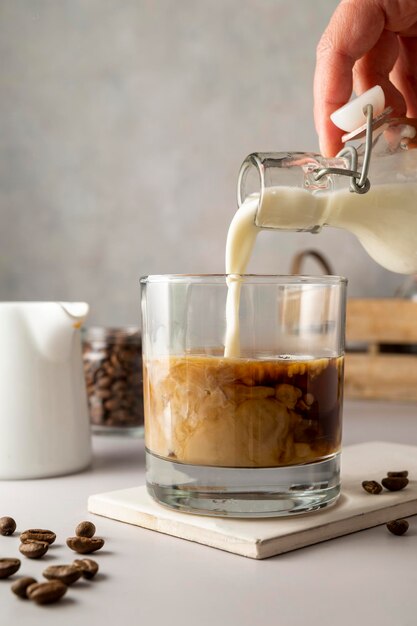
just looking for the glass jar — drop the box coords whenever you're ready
[83,327,144,436]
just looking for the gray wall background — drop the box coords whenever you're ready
[0,0,405,325]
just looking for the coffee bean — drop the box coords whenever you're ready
[0,516,16,536]
[386,519,409,535]
[43,565,83,586]
[361,480,383,494]
[73,558,99,579]
[119,349,135,363]
[11,577,37,598]
[66,536,104,554]
[96,389,112,400]
[112,380,127,392]
[19,540,49,559]
[20,528,56,545]
[108,409,130,424]
[0,558,21,579]
[104,399,120,411]
[97,376,111,389]
[27,581,67,605]
[103,362,114,376]
[75,521,96,538]
[381,477,409,491]
[387,471,409,478]
[110,353,121,368]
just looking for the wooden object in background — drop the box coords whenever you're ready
[290,249,334,275]
[345,298,417,401]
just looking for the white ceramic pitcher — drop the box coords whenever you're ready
[0,302,92,479]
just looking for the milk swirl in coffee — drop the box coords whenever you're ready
[145,354,342,468]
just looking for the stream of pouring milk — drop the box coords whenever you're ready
[224,183,417,358]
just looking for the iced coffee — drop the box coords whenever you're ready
[144,353,343,468]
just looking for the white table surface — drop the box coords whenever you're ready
[1,399,417,626]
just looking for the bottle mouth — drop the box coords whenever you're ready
[237,153,265,209]
[237,152,326,223]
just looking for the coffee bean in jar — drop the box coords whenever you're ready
[83,327,144,435]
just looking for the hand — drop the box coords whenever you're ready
[314,0,417,156]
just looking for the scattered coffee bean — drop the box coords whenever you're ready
[27,581,67,605]
[387,471,409,478]
[20,529,56,545]
[43,564,83,586]
[0,558,21,579]
[361,480,383,494]
[75,521,96,538]
[11,577,37,599]
[0,516,16,536]
[19,539,49,559]
[386,519,409,536]
[73,558,99,579]
[381,477,409,492]
[66,536,104,554]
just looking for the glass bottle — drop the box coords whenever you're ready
[238,115,417,274]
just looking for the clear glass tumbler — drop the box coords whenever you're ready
[141,274,346,517]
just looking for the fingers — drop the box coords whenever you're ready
[313,45,353,157]
[353,29,407,117]
[315,0,385,156]
[390,36,417,117]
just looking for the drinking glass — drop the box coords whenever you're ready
[141,274,346,517]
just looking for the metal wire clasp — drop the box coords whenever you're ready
[313,104,374,194]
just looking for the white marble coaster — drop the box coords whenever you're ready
[88,442,417,559]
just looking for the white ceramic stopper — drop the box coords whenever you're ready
[330,85,385,132]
